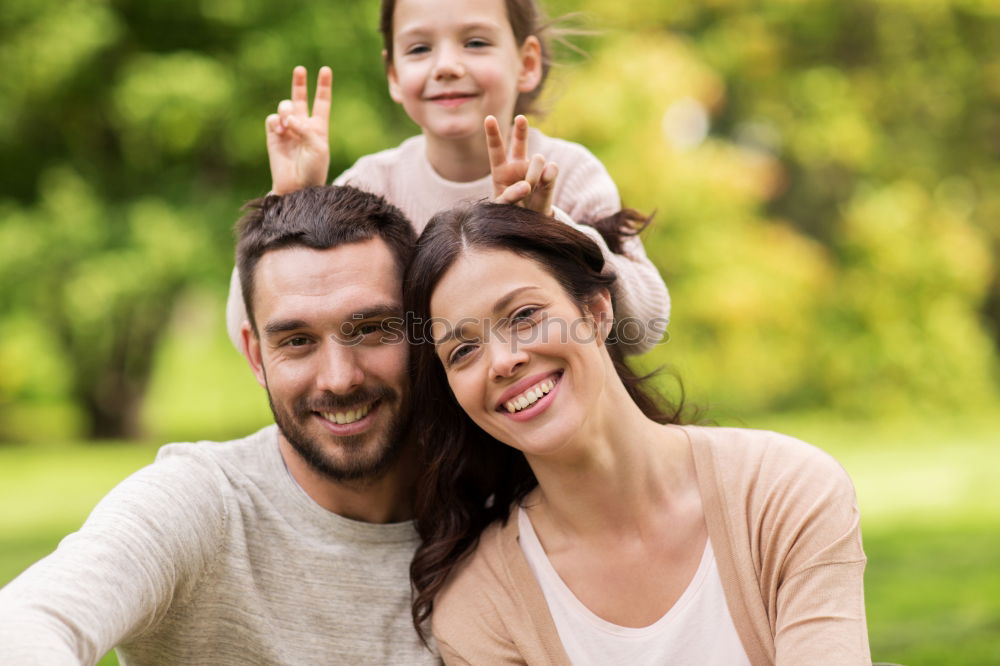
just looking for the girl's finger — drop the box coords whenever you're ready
[277,99,294,126]
[495,181,531,204]
[291,66,309,116]
[484,116,507,169]
[540,162,558,187]
[266,113,283,135]
[510,115,529,162]
[312,66,333,124]
[524,154,545,187]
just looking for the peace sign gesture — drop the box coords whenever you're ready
[486,115,558,217]
[265,66,332,194]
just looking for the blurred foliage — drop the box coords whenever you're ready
[543,0,1000,415]
[0,0,410,439]
[0,0,998,439]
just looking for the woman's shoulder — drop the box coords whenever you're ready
[681,424,846,473]
[433,519,515,622]
[431,517,543,664]
[678,424,857,506]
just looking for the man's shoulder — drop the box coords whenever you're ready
[155,425,277,468]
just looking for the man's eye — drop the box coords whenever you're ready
[285,336,311,347]
[357,323,381,336]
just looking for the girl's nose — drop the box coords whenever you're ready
[432,44,466,80]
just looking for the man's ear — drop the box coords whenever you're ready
[242,321,267,389]
[586,288,614,344]
[517,36,543,93]
[385,50,404,104]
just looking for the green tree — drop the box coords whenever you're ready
[0,0,409,438]
[543,0,1000,414]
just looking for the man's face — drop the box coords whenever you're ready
[245,238,409,482]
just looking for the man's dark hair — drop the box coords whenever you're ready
[235,185,416,333]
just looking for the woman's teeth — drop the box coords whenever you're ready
[321,403,371,425]
[504,378,556,414]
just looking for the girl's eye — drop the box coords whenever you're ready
[405,44,430,55]
[466,38,490,48]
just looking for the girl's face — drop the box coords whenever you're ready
[429,249,613,459]
[387,0,541,144]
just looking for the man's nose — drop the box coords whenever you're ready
[315,341,365,395]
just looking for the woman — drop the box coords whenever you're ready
[403,203,870,665]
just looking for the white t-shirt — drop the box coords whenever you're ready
[518,506,751,666]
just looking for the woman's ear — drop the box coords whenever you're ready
[517,36,543,93]
[586,288,614,344]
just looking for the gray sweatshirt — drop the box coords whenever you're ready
[0,426,437,665]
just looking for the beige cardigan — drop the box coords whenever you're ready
[432,426,871,665]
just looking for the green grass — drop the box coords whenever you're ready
[2,416,998,664]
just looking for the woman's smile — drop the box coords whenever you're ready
[497,370,562,418]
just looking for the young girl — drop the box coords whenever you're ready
[226,0,669,356]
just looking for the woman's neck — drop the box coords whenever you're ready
[423,130,494,183]
[523,381,693,542]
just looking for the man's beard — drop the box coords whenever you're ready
[267,383,407,483]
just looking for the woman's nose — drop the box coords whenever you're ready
[489,339,529,380]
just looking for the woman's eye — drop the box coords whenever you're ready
[448,344,475,365]
[511,306,540,323]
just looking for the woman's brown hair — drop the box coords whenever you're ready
[402,203,686,642]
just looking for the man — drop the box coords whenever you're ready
[0,186,437,665]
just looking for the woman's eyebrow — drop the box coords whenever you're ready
[491,286,537,317]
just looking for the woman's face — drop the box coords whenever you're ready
[429,248,612,458]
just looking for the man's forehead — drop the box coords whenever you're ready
[254,240,402,324]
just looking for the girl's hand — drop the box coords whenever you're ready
[486,115,558,217]
[265,66,332,195]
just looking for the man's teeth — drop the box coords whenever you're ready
[321,404,372,425]
[504,378,556,414]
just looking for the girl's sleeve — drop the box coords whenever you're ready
[552,150,670,356]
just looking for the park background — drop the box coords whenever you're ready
[0,0,998,663]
